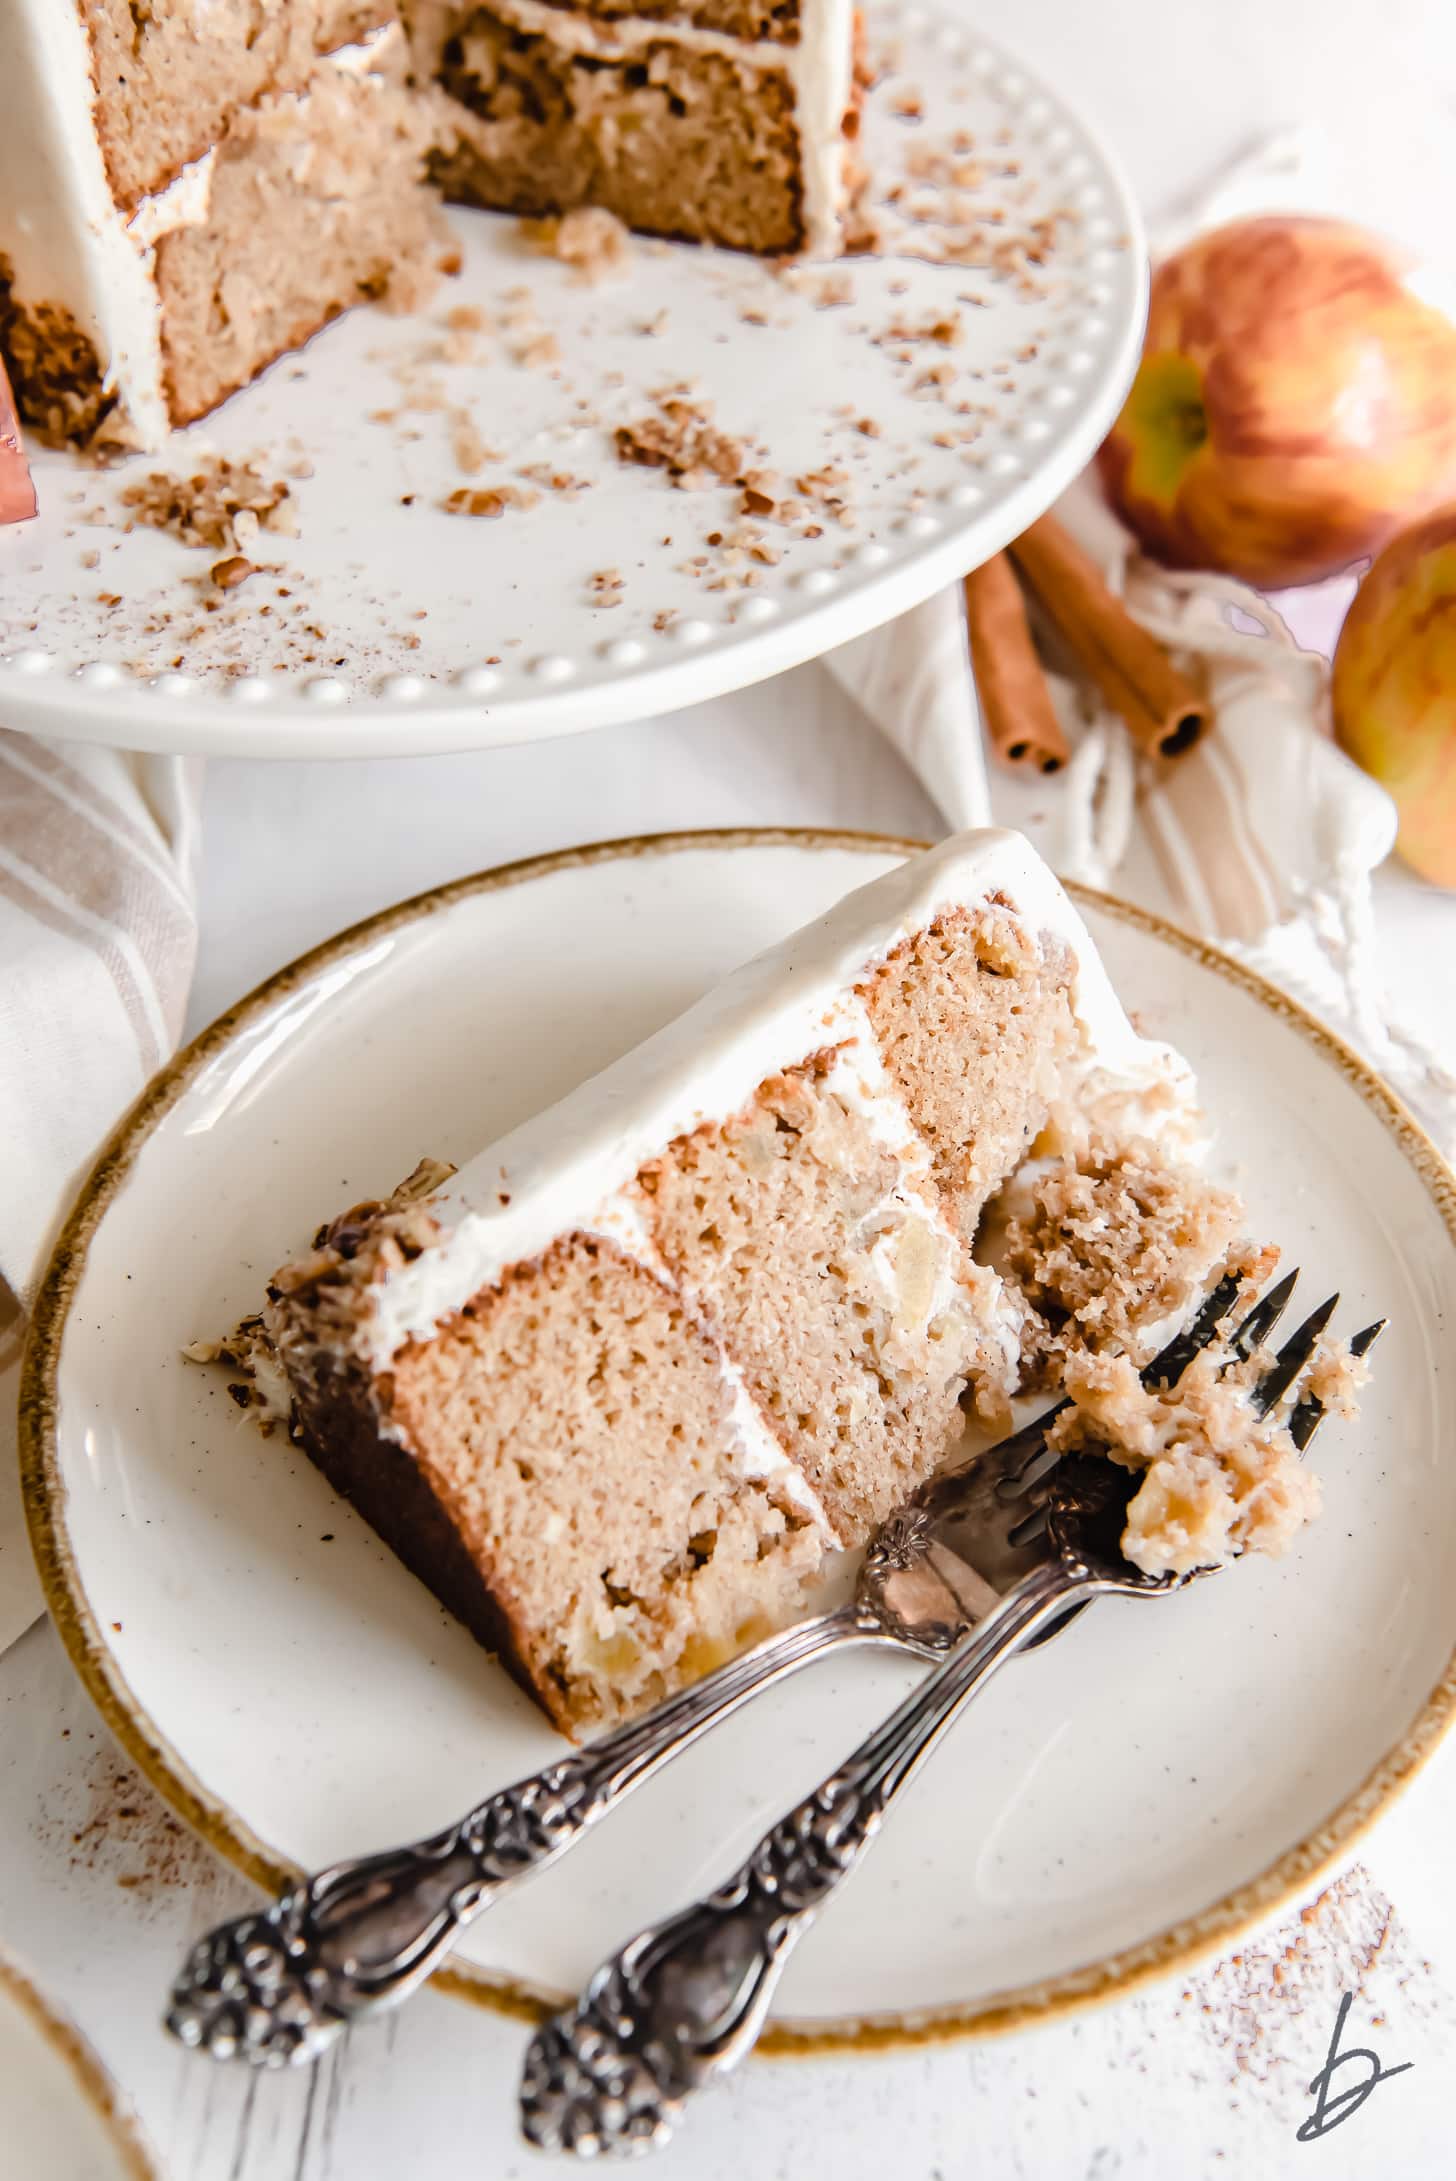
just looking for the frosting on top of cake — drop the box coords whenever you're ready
[360,829,1199,1366]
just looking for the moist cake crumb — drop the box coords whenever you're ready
[524,206,633,284]
[210,554,256,590]
[997,1141,1257,1381]
[442,483,539,517]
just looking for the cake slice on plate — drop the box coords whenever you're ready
[202,829,1281,1740]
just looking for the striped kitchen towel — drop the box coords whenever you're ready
[0,734,201,1652]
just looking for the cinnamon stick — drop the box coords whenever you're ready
[963,552,1070,775]
[1009,513,1206,759]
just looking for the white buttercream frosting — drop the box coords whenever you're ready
[587,1191,833,1532]
[0,1,173,444]
[360,830,1198,1368]
[125,148,218,252]
[785,0,855,255]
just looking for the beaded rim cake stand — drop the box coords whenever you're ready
[0,10,1146,758]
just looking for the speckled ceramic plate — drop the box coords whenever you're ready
[0,9,1143,758]
[23,831,1456,2049]
[0,1945,158,2181]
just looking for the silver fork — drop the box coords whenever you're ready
[164,1269,1289,2068]
[518,1293,1383,2159]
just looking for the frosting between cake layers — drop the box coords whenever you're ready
[588,1191,835,1534]
[358,831,1200,1370]
[125,149,220,252]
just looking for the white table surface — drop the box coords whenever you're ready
[9,4,1456,2174]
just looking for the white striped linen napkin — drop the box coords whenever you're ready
[0,735,201,1652]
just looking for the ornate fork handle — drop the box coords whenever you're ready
[520,1557,1088,2157]
[165,1603,876,2068]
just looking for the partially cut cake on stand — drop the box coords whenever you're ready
[0,0,861,450]
[198,830,1333,1742]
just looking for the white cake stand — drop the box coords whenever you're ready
[0,5,1145,759]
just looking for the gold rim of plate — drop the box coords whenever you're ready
[20,826,1456,2055]
[0,1944,159,2179]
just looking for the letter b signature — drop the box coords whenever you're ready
[1297,1991,1412,2142]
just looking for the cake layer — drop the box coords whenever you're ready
[80,0,390,207]
[155,50,445,426]
[861,903,1078,1244]
[0,259,114,447]
[427,4,808,252]
[384,1235,823,1733]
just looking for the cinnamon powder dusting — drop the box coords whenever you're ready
[1178,1864,1451,2094]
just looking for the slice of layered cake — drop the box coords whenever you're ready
[0,6,449,448]
[204,830,1267,1740]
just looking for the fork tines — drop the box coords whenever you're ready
[1248,1291,1339,1418]
[1002,1271,1370,1549]
[1288,1318,1387,1452]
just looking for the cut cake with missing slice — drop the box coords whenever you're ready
[213,830,1241,1741]
[0,7,451,449]
[0,0,860,450]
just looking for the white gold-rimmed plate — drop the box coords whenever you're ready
[22,830,1456,2049]
[0,1944,158,2181]
[0,10,1143,757]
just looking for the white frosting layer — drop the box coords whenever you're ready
[589,1192,832,1533]
[125,148,218,252]
[0,1,173,445]
[362,830,1198,1367]
[787,0,855,255]
[450,0,852,254]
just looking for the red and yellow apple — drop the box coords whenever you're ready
[1098,216,1456,589]
[1332,507,1456,887]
